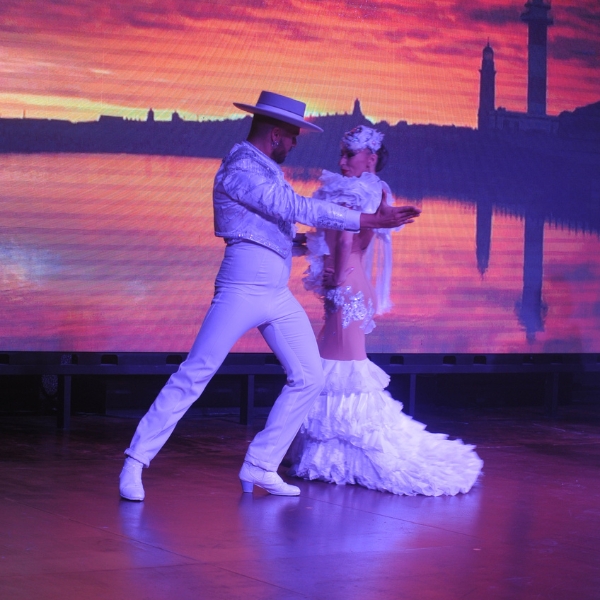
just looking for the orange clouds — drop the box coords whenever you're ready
[0,1,598,126]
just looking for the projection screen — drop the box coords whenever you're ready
[1,0,599,354]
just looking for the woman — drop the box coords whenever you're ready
[288,126,483,496]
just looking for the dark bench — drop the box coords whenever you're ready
[1,352,599,429]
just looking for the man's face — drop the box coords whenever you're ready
[272,125,300,164]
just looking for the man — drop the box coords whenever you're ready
[119,91,420,500]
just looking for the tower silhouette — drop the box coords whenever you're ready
[478,42,496,130]
[521,0,553,116]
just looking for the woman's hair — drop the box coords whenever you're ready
[341,125,388,172]
[375,144,388,172]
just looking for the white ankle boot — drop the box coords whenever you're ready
[239,461,300,496]
[119,457,145,501]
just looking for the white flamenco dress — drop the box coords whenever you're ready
[288,170,483,496]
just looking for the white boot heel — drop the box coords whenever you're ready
[240,479,254,493]
[238,461,300,496]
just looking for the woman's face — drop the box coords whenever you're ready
[339,147,376,177]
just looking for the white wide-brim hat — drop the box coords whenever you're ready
[234,91,323,132]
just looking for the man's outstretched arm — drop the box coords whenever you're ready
[360,197,421,229]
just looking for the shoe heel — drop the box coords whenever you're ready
[240,479,254,493]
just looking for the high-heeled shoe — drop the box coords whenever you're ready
[239,461,300,496]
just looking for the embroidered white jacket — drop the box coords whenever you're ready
[213,142,361,258]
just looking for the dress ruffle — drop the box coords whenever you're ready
[288,359,483,496]
[312,170,383,213]
[302,230,329,296]
[321,353,390,394]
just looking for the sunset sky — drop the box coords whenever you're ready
[0,0,598,127]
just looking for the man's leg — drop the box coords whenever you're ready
[120,289,263,500]
[244,289,325,472]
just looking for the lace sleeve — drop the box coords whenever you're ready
[302,229,329,296]
[363,180,403,315]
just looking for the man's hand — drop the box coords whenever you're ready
[360,193,421,229]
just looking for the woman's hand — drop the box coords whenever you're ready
[293,232,307,245]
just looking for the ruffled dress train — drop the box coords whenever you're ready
[288,358,483,496]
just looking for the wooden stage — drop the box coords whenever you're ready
[1,401,599,599]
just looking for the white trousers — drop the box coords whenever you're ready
[125,241,325,472]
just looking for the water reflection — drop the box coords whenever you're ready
[517,214,548,342]
[476,202,548,342]
[476,200,492,276]
[1,153,599,353]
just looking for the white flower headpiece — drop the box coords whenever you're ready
[341,125,384,153]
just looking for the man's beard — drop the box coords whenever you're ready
[272,147,289,164]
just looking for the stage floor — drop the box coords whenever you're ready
[1,404,600,599]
